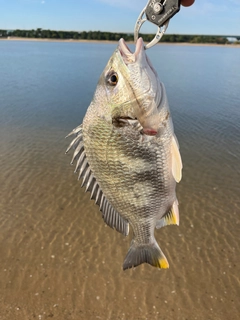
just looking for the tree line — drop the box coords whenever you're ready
[1,29,239,44]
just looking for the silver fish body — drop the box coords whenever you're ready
[67,38,182,270]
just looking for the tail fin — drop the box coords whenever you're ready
[123,240,169,270]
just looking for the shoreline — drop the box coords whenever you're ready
[1,37,240,47]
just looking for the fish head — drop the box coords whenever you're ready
[91,38,168,136]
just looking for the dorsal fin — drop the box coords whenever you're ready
[171,135,182,183]
[156,200,179,229]
[66,125,129,236]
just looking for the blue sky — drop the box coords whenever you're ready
[1,0,240,35]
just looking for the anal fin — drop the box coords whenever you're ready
[156,200,179,229]
[101,201,129,236]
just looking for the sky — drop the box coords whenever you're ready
[1,0,240,36]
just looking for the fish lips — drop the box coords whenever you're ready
[118,37,143,64]
[118,38,157,77]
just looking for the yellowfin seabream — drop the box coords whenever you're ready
[66,38,182,270]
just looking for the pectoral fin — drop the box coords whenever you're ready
[171,135,182,183]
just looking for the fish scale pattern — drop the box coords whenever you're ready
[82,118,175,244]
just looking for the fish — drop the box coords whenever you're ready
[66,38,182,270]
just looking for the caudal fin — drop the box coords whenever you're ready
[123,240,169,270]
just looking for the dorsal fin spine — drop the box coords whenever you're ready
[71,142,84,164]
[90,181,98,199]
[75,152,86,173]
[81,166,91,187]
[78,158,88,179]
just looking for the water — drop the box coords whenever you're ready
[0,40,239,319]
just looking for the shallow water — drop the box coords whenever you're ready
[0,40,239,319]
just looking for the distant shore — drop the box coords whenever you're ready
[1,37,240,47]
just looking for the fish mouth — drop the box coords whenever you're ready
[118,38,144,64]
[117,38,159,137]
[118,38,158,76]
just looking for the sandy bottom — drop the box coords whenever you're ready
[0,121,239,320]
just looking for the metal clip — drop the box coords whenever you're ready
[134,0,180,49]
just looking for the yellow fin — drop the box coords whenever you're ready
[159,256,169,269]
[156,200,180,229]
[171,135,182,183]
[123,240,169,270]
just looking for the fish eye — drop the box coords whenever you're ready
[107,72,118,86]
